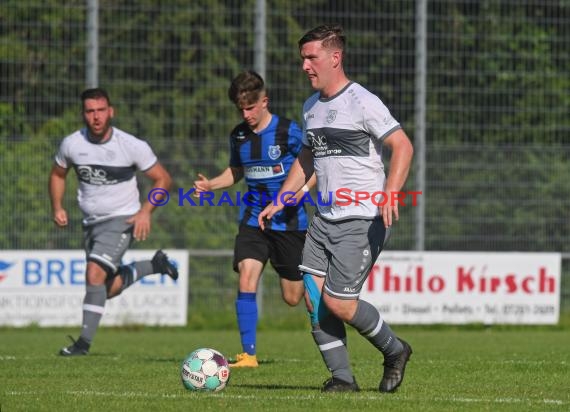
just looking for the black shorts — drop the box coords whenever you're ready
[233,224,306,281]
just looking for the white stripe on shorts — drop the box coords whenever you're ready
[324,284,360,299]
[89,253,117,273]
[319,340,345,352]
[83,303,105,314]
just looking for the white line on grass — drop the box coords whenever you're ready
[422,359,567,366]
[438,396,564,406]
[4,390,566,406]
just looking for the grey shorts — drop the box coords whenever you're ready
[83,216,134,274]
[299,214,388,299]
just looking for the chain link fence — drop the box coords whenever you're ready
[1,0,568,315]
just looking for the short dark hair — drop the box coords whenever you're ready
[298,24,346,51]
[228,70,266,107]
[80,88,111,106]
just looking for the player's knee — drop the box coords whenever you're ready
[104,277,121,299]
[283,297,297,307]
[281,277,305,306]
[86,260,112,283]
[322,294,355,322]
[282,290,303,306]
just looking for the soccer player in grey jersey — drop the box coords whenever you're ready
[49,88,178,356]
[259,25,414,393]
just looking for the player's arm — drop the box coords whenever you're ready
[287,172,317,205]
[129,162,172,241]
[49,163,70,227]
[381,128,414,227]
[194,166,243,194]
[258,146,314,229]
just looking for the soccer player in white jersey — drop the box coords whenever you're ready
[259,25,414,392]
[49,88,178,356]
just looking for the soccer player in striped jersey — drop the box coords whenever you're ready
[259,25,414,392]
[49,88,178,356]
[194,71,314,367]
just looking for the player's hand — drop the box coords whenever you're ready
[193,173,210,197]
[380,193,400,228]
[127,210,152,241]
[258,203,284,230]
[53,209,68,227]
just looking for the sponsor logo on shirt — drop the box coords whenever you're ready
[75,165,135,185]
[244,163,285,179]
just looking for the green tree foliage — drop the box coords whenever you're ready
[427,0,569,144]
[0,0,568,253]
[424,1,570,251]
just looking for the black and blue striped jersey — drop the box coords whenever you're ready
[229,114,309,231]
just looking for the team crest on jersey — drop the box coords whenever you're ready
[268,145,281,160]
[326,110,337,124]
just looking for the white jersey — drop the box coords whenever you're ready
[302,82,401,221]
[55,127,158,225]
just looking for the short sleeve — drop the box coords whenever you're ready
[132,138,158,171]
[362,94,401,141]
[229,135,241,167]
[54,137,71,169]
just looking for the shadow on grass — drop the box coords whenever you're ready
[230,383,323,391]
[232,382,385,393]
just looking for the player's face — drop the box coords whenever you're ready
[237,95,269,132]
[82,97,114,141]
[300,41,339,95]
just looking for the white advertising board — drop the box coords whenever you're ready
[360,252,560,324]
[0,250,188,327]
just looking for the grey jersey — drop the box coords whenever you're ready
[55,127,157,225]
[302,82,401,221]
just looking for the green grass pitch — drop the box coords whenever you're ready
[1,325,569,411]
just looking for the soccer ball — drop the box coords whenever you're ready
[180,348,230,392]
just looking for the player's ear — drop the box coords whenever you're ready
[331,50,341,68]
[109,106,115,119]
[259,92,270,109]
